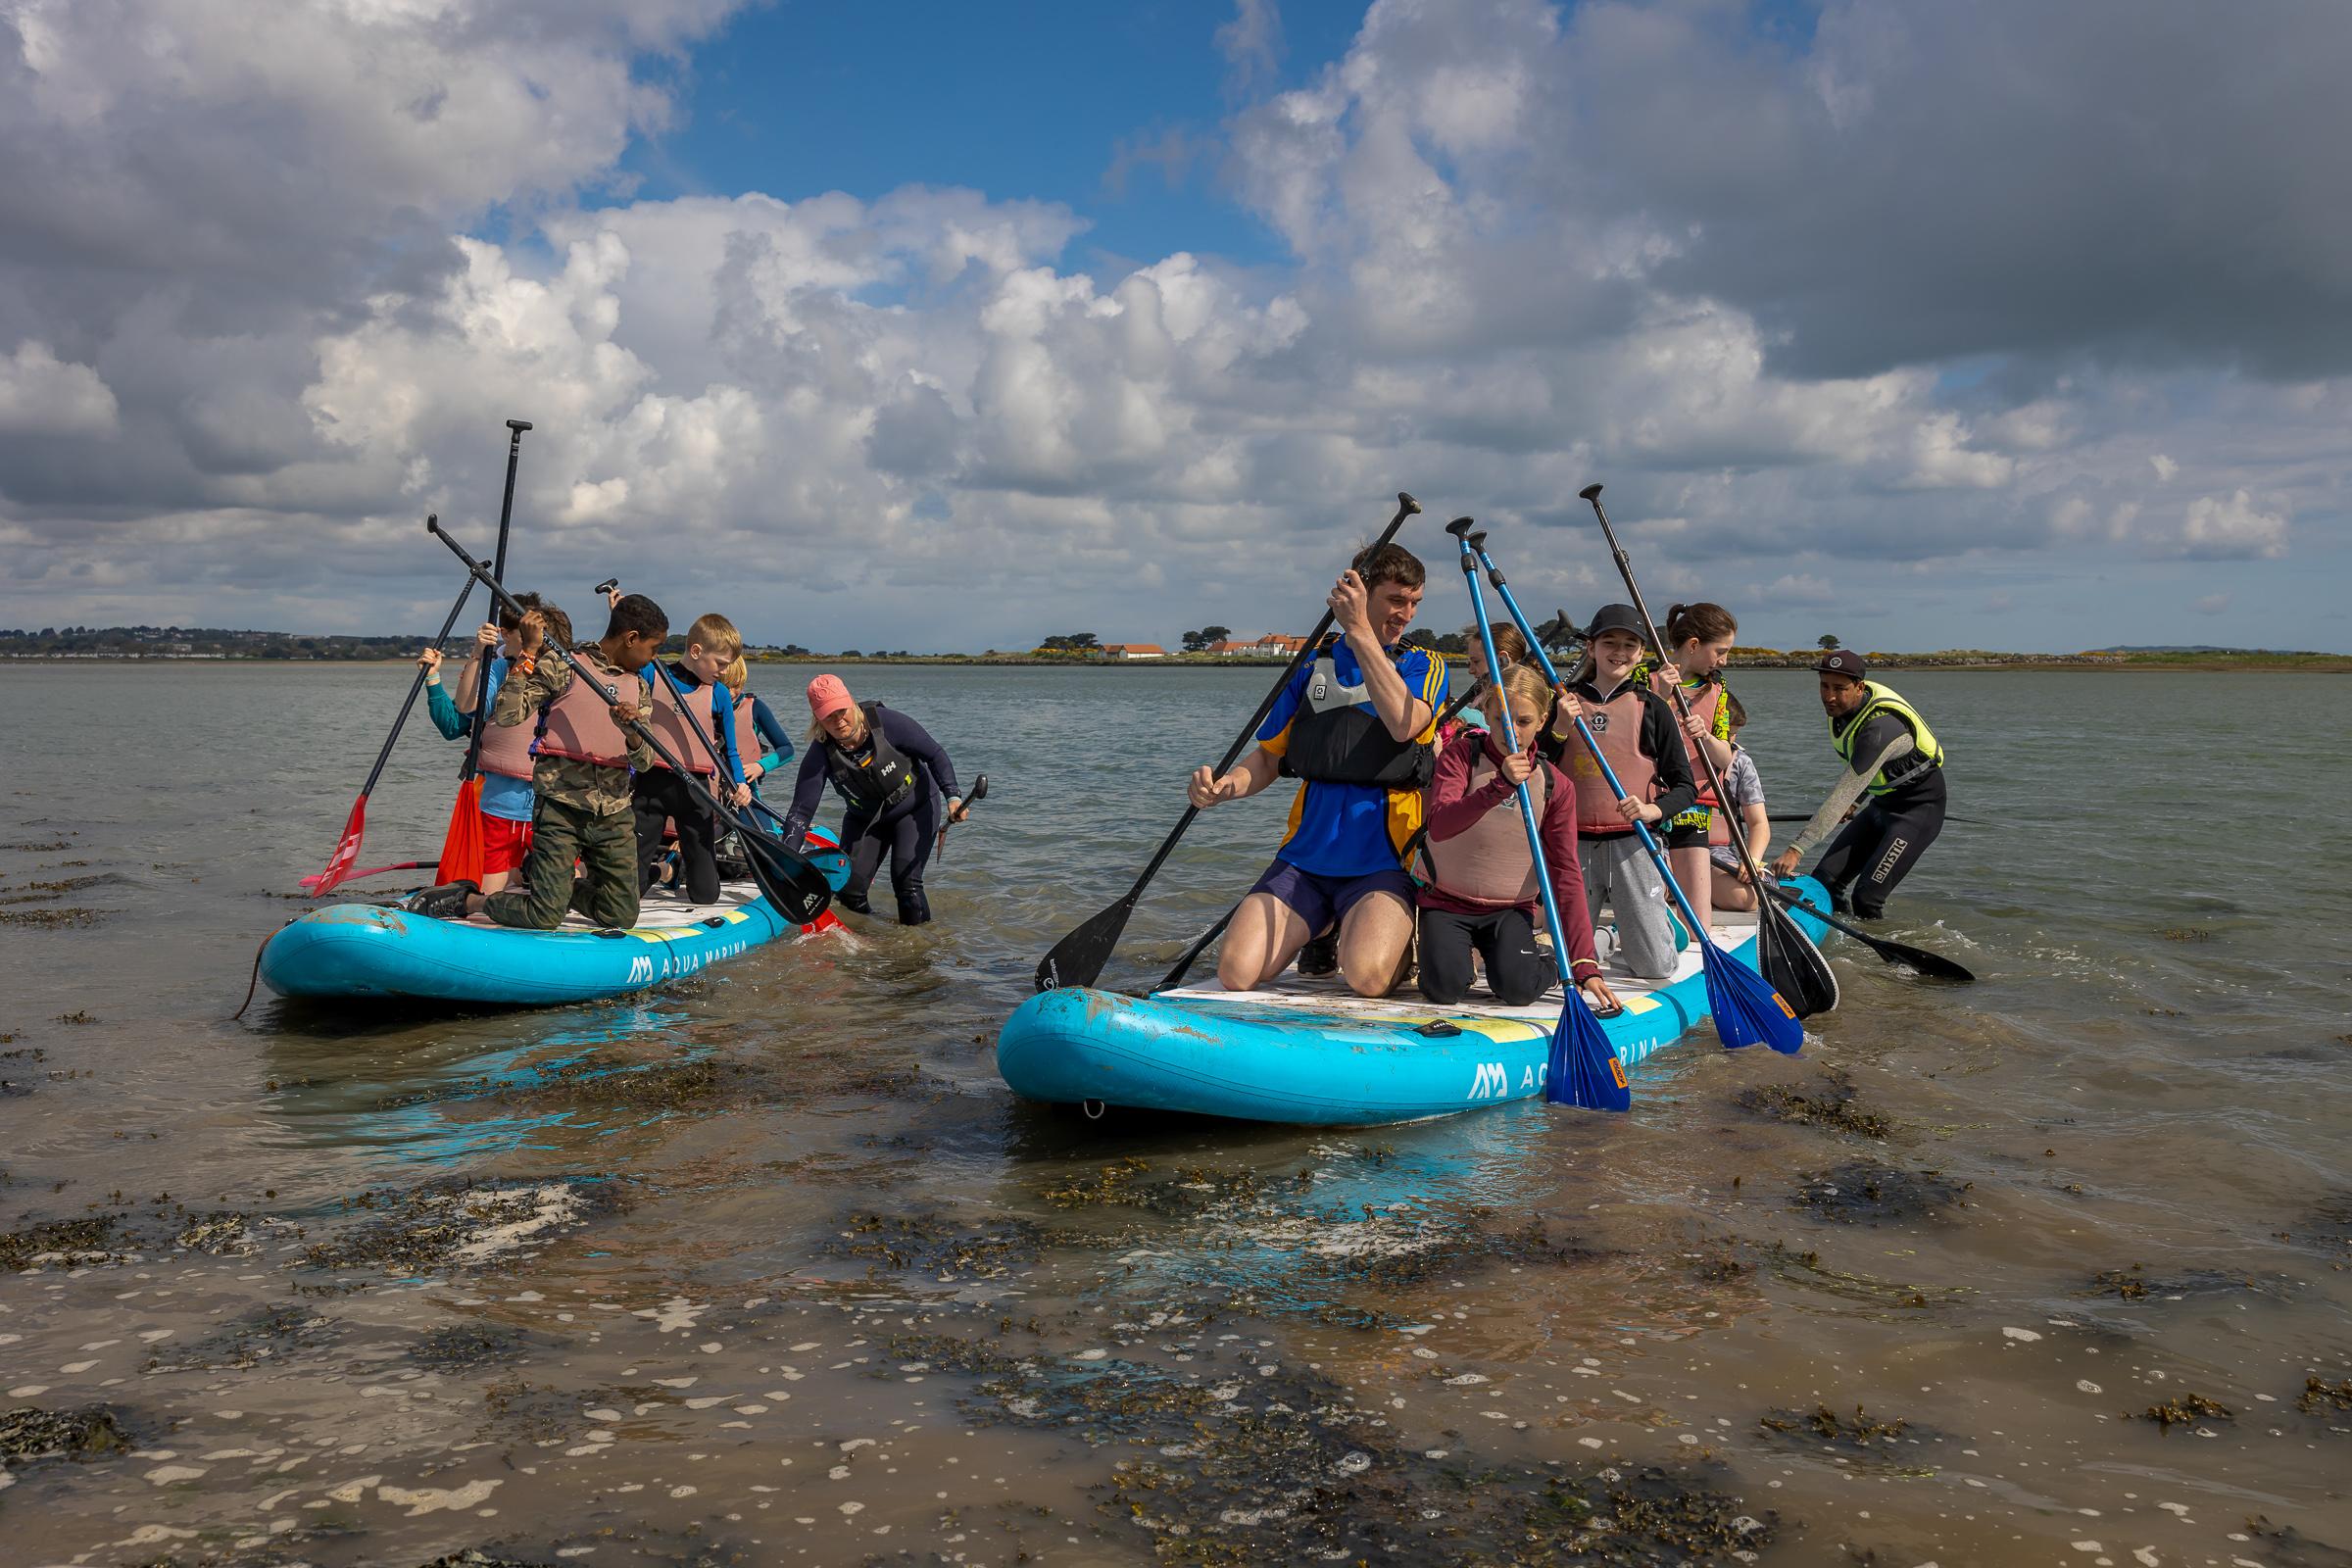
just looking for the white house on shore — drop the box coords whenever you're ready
[1100,643,1167,660]
[1206,634,1309,658]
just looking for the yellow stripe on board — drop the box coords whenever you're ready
[622,906,755,941]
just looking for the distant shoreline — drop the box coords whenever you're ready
[5,650,2345,672]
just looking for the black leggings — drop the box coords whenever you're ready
[1813,773,1946,919]
[632,768,722,905]
[839,794,938,925]
[1418,906,1553,1006]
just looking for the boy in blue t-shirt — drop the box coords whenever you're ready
[1186,542,1446,997]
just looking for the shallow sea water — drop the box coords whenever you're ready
[1,662,2348,1566]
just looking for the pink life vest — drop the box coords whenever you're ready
[1565,682,1657,835]
[1653,672,1723,808]
[536,663,642,769]
[477,662,539,781]
[1417,745,1555,909]
[647,672,720,775]
[731,693,759,770]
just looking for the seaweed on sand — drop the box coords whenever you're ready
[298,1179,609,1279]
[2132,1393,2231,1432]
[873,1336,1775,1566]
[1735,1069,1897,1139]
[826,1210,1043,1280]
[0,1213,124,1268]
[1788,1162,1970,1224]
[0,1404,136,1467]
[147,1302,339,1372]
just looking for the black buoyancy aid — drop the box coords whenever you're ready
[1278,647,1438,789]
[822,701,920,813]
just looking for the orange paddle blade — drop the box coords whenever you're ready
[302,797,368,896]
[435,779,486,884]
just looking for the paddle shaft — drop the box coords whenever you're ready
[1466,543,1717,948]
[1569,488,1775,892]
[1036,492,1421,990]
[460,420,530,781]
[1452,534,1581,993]
[1763,881,1974,981]
[937,773,987,858]
[359,547,471,799]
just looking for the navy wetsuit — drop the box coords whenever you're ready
[780,706,959,926]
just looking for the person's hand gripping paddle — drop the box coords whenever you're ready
[937,773,988,859]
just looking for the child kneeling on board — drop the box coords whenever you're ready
[1416,662,1620,1012]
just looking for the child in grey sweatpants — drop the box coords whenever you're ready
[1579,831,1680,981]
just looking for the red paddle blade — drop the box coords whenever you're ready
[435,779,486,885]
[301,798,368,896]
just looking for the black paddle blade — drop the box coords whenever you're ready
[740,820,831,924]
[1756,896,1839,1018]
[1037,893,1136,992]
[1765,883,1976,983]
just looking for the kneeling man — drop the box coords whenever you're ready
[1187,543,1446,997]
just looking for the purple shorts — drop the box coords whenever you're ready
[1246,859,1415,938]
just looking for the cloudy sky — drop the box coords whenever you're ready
[4,0,2347,653]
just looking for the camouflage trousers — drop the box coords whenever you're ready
[482,795,640,931]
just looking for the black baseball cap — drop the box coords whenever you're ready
[1813,649,1868,680]
[1582,604,1648,641]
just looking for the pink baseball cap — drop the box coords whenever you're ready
[806,673,855,719]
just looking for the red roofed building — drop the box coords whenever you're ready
[1207,634,1309,658]
[1101,643,1167,660]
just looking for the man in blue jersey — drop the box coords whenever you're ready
[1187,542,1447,997]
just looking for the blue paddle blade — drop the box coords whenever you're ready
[1544,990,1633,1112]
[1700,944,1806,1054]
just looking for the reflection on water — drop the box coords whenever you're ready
[1,662,2349,1564]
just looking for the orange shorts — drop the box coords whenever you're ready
[482,814,534,876]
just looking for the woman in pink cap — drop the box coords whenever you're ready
[776,674,966,925]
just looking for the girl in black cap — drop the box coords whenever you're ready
[1543,606,1696,980]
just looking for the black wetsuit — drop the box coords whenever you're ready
[780,705,959,926]
[1812,710,1945,919]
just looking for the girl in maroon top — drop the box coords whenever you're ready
[1416,664,1622,1011]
